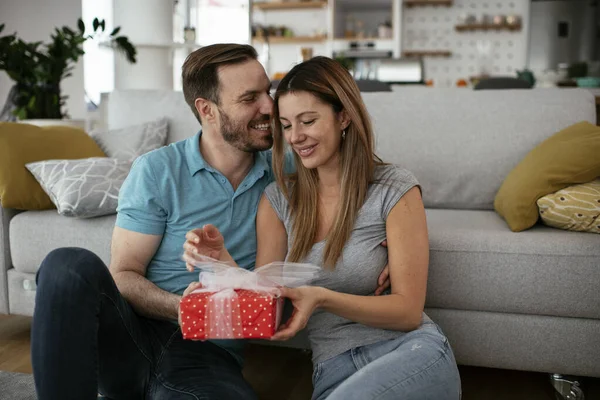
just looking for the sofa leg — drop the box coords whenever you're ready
[549,374,585,400]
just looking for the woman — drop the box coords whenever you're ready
[184,56,461,400]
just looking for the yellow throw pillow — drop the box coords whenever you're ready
[494,121,600,232]
[537,180,600,233]
[0,122,106,210]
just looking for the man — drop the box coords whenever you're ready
[31,43,389,399]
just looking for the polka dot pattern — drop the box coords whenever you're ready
[180,289,283,340]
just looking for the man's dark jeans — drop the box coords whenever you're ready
[31,247,257,400]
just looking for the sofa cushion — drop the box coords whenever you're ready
[102,89,596,210]
[362,88,596,210]
[424,209,600,320]
[537,179,600,234]
[10,211,116,274]
[494,121,600,232]
[91,118,168,162]
[0,123,106,210]
[25,158,132,218]
[103,90,200,145]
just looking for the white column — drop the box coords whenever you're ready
[113,0,174,90]
[392,0,402,59]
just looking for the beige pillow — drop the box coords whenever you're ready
[537,180,600,233]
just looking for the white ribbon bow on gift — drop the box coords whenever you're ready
[189,255,321,294]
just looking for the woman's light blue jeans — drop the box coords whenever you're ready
[312,321,461,400]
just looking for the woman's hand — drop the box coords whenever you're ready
[183,224,227,271]
[271,286,325,341]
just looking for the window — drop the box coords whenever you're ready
[82,0,114,108]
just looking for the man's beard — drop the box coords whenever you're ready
[219,107,273,153]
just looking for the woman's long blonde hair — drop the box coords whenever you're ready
[272,56,382,269]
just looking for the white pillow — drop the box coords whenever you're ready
[91,118,168,162]
[26,158,131,218]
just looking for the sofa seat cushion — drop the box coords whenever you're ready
[10,210,116,274]
[425,209,600,320]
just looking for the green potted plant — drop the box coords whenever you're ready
[334,54,356,73]
[0,18,137,124]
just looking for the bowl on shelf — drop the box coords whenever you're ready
[575,77,600,88]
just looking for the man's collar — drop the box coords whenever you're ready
[252,149,271,177]
[186,130,271,177]
[186,131,211,176]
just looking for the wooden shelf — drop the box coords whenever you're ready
[253,1,327,11]
[403,50,452,58]
[404,0,453,7]
[455,23,522,32]
[252,35,327,44]
[334,37,393,42]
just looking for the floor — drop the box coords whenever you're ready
[2,314,599,400]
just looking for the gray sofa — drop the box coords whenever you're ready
[1,88,599,378]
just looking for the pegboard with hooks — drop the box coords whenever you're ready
[402,0,530,87]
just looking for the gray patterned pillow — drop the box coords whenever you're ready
[26,158,132,218]
[91,118,168,162]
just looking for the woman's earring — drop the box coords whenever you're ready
[342,129,347,139]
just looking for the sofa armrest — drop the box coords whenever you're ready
[0,206,21,314]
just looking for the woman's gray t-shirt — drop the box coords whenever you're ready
[264,164,430,364]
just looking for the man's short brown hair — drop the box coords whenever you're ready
[182,43,258,124]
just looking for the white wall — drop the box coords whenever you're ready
[0,0,85,119]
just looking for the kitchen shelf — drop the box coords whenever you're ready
[455,23,522,32]
[403,50,452,58]
[252,35,327,44]
[333,37,393,42]
[253,1,328,11]
[99,41,200,50]
[404,0,453,7]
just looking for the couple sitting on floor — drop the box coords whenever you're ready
[31,43,461,400]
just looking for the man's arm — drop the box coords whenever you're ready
[110,226,180,321]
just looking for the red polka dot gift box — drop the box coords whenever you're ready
[179,256,320,340]
[180,289,284,340]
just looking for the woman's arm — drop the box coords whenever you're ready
[272,186,428,340]
[321,186,428,329]
[256,194,288,267]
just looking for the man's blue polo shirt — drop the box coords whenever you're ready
[116,131,292,359]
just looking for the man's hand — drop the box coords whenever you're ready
[375,265,390,296]
[271,286,323,341]
[183,224,226,272]
[177,281,203,329]
[375,239,390,295]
